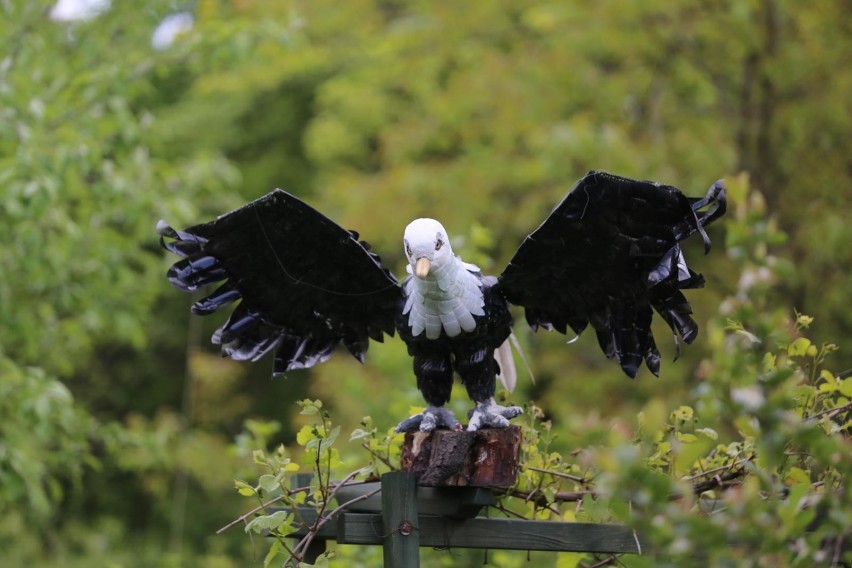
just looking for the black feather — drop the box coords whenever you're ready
[159,171,725,426]
[192,281,241,315]
[498,170,726,377]
[158,190,399,369]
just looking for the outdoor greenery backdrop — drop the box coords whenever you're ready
[1,0,850,566]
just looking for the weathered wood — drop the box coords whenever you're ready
[401,426,521,487]
[336,513,646,553]
[335,483,495,518]
[381,471,420,567]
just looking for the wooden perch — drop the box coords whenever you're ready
[401,426,521,487]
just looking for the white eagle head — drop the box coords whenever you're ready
[403,218,454,279]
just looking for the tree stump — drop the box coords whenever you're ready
[401,426,521,487]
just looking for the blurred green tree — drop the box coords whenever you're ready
[1,0,849,566]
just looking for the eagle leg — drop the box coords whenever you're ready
[395,406,461,433]
[466,398,523,432]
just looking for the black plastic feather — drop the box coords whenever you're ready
[498,170,726,378]
[158,190,400,372]
[159,171,725,425]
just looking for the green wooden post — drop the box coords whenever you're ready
[381,471,419,567]
[293,473,326,564]
[337,514,645,553]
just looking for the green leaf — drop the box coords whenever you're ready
[670,406,694,425]
[796,313,814,329]
[784,466,810,485]
[787,337,811,357]
[349,428,371,441]
[245,510,292,534]
[820,369,837,386]
[264,539,286,568]
[320,425,341,452]
[696,428,718,440]
[735,328,762,345]
[557,551,585,568]
[296,425,315,446]
[235,480,256,497]
[258,474,280,494]
[299,551,333,567]
[675,439,712,477]
[297,399,322,415]
[778,481,811,534]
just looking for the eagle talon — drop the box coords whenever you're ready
[395,406,460,433]
[466,398,523,432]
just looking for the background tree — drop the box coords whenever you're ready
[1,0,849,566]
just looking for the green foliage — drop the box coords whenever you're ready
[0,357,93,520]
[589,317,850,568]
[349,415,406,477]
[490,181,852,567]
[227,304,850,566]
[229,399,383,567]
[1,0,850,566]
[1,1,245,564]
[1,0,238,377]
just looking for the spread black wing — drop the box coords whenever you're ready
[158,189,400,375]
[498,170,726,378]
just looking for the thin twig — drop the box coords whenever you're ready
[291,470,363,547]
[492,502,532,520]
[327,469,370,501]
[289,468,371,560]
[507,488,596,504]
[832,534,844,566]
[691,469,747,495]
[526,465,593,484]
[807,400,852,422]
[329,479,372,489]
[218,495,286,534]
[217,477,367,535]
[361,442,396,469]
[290,486,382,561]
[581,554,621,568]
[508,465,748,507]
[685,458,752,481]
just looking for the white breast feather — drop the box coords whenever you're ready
[402,256,485,338]
[454,302,477,332]
[440,311,461,337]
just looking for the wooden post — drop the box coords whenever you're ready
[337,515,646,553]
[401,426,521,487]
[292,473,326,564]
[381,471,419,567]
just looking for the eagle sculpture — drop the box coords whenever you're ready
[158,171,726,432]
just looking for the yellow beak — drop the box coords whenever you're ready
[414,257,431,279]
